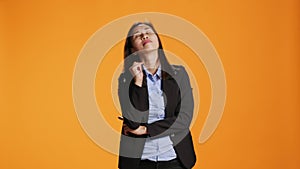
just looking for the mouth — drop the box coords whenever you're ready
[142,39,152,46]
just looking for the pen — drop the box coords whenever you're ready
[118,116,124,121]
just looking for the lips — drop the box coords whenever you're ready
[142,39,152,46]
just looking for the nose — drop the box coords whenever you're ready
[141,33,149,40]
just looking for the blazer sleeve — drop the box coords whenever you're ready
[145,66,194,138]
[118,73,148,130]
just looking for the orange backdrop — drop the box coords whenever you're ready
[1,0,299,169]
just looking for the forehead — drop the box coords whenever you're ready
[131,24,153,33]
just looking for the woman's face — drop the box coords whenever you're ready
[130,24,159,53]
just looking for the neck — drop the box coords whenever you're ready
[139,49,160,74]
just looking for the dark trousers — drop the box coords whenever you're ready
[137,158,188,169]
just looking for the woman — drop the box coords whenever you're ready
[118,22,196,169]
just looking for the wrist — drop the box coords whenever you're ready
[134,78,143,87]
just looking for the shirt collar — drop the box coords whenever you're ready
[142,64,161,80]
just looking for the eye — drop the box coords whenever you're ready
[146,30,154,35]
[132,33,141,40]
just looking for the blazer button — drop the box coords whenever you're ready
[171,133,175,137]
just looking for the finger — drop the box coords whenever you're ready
[123,126,131,132]
[130,62,144,73]
[132,61,144,67]
[129,62,141,69]
[134,62,143,71]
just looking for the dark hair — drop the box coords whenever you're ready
[123,22,174,77]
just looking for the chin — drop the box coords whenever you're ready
[141,48,157,53]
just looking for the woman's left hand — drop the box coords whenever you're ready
[123,124,147,135]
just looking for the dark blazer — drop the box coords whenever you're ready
[118,65,196,169]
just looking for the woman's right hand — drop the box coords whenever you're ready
[129,62,144,87]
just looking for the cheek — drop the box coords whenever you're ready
[153,37,159,48]
[131,41,142,51]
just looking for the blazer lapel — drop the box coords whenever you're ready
[161,71,179,118]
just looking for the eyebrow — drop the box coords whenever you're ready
[133,27,151,34]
